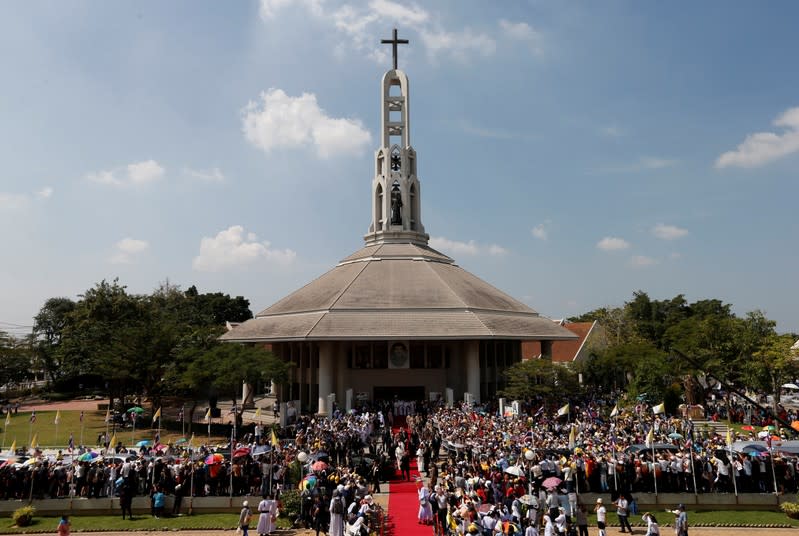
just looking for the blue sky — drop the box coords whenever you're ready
[1,1,797,337]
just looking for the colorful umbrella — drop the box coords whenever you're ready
[78,451,99,462]
[205,453,224,465]
[311,460,328,472]
[300,474,318,490]
[790,421,799,432]
[233,447,251,458]
[741,425,754,431]
[174,438,188,444]
[154,443,168,453]
[542,476,562,489]
[126,406,145,414]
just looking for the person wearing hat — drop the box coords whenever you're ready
[671,504,687,536]
[238,500,252,536]
[594,498,606,536]
[641,512,659,536]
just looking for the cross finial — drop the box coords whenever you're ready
[381,28,409,70]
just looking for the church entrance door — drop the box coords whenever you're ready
[373,385,425,402]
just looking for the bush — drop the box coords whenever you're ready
[780,501,799,519]
[279,489,301,521]
[12,505,35,527]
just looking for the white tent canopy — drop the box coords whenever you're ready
[781,383,799,390]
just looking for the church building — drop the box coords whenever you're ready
[221,30,577,414]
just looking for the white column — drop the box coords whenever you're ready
[318,342,334,416]
[465,340,480,404]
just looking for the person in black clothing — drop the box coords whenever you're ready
[400,452,411,481]
[119,479,134,520]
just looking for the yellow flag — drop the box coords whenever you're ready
[255,407,262,418]
[652,402,665,415]
[271,428,279,447]
[726,429,733,447]
[610,404,619,418]
[189,433,196,447]
[104,408,110,423]
[54,410,61,425]
[9,439,16,453]
[153,407,161,421]
[109,433,117,450]
[30,433,38,450]
[557,403,570,417]
[645,427,654,448]
[568,425,576,450]
[204,408,211,423]
[4,412,10,426]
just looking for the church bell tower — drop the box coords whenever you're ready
[364,29,428,247]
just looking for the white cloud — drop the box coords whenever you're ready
[185,167,225,182]
[87,160,165,187]
[652,223,688,240]
[430,236,507,256]
[242,89,372,159]
[193,225,296,272]
[531,223,548,240]
[259,0,500,65]
[596,156,677,174]
[600,125,623,137]
[419,27,496,61]
[716,107,799,168]
[596,237,630,251]
[0,192,29,211]
[499,19,543,56]
[110,237,149,264]
[369,0,429,26]
[34,187,53,199]
[1,186,54,210]
[458,119,515,140]
[630,255,658,267]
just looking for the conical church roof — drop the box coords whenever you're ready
[220,242,576,342]
[221,36,576,345]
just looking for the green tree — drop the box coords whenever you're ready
[741,333,797,411]
[179,343,288,430]
[0,331,34,390]
[32,297,76,383]
[500,358,579,400]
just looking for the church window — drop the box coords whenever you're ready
[373,341,388,368]
[427,344,442,368]
[409,342,425,368]
[409,184,417,230]
[375,184,384,227]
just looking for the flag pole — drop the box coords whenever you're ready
[769,438,779,494]
[80,411,85,448]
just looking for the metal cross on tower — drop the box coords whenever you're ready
[381,28,408,70]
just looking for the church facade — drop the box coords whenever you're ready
[221,31,577,414]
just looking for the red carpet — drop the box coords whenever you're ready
[387,428,427,535]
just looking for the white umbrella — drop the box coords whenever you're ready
[504,465,524,477]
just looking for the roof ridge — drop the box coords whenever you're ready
[469,309,494,337]
[426,257,468,308]
[327,258,370,311]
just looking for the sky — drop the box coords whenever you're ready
[1,1,797,338]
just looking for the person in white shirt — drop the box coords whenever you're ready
[642,512,660,536]
[594,498,607,536]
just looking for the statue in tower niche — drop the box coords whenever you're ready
[390,183,403,225]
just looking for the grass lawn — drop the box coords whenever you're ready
[1,410,226,451]
[0,510,794,533]
[590,509,799,527]
[0,513,294,533]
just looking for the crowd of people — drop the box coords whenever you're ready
[1,393,796,535]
